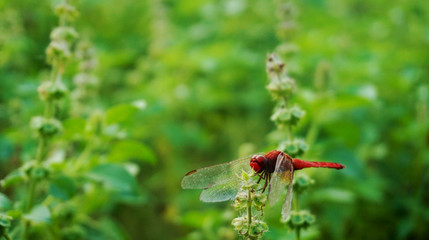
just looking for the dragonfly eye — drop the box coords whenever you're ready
[250,155,266,173]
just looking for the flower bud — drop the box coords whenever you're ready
[278,139,308,157]
[271,105,305,127]
[266,77,296,99]
[46,40,72,64]
[277,2,298,19]
[31,116,63,138]
[55,3,79,21]
[293,174,315,194]
[232,191,248,210]
[30,165,50,181]
[266,54,285,77]
[232,216,246,232]
[37,80,68,101]
[248,220,269,237]
[50,26,78,42]
[233,170,268,239]
[252,192,267,210]
[286,210,315,229]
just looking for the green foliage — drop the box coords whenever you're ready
[0,1,154,239]
[23,205,51,224]
[1,0,428,239]
[286,211,315,230]
[232,171,268,239]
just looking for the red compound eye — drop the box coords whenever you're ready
[250,155,265,173]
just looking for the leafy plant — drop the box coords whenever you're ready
[0,1,154,239]
[1,0,428,239]
[232,171,268,239]
[266,53,315,239]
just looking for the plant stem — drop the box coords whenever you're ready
[293,191,301,240]
[4,232,11,240]
[282,95,294,141]
[293,193,299,211]
[247,188,252,239]
[22,135,48,239]
[22,21,62,240]
[295,227,301,240]
[73,142,94,171]
[21,221,30,240]
[288,125,294,141]
[35,137,46,164]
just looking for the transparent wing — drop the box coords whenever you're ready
[281,169,294,221]
[199,180,241,202]
[268,152,293,206]
[181,155,253,202]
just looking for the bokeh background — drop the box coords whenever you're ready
[1,0,428,239]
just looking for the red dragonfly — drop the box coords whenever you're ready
[181,150,345,221]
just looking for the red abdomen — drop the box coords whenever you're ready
[293,158,345,170]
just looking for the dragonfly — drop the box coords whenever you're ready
[181,150,345,221]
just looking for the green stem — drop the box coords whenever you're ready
[21,221,30,240]
[22,18,63,240]
[73,142,93,171]
[25,135,46,210]
[25,181,37,212]
[293,190,301,240]
[295,227,301,240]
[4,232,11,240]
[247,188,252,239]
[293,194,299,211]
[283,95,289,107]
[21,137,47,240]
[35,137,46,164]
[288,124,294,141]
[282,95,294,141]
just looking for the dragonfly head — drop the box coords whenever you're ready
[250,155,267,173]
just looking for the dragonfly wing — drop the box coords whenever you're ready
[200,178,240,202]
[268,152,293,206]
[281,169,294,221]
[181,155,252,190]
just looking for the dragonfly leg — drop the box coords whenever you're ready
[257,172,268,191]
[256,173,265,184]
[261,172,269,193]
[261,173,271,193]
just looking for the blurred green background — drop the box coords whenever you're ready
[1,0,428,239]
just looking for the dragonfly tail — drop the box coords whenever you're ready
[293,159,345,170]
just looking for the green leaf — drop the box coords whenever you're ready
[87,164,138,193]
[23,205,51,224]
[49,174,77,200]
[0,193,11,211]
[0,136,14,163]
[105,104,138,125]
[6,209,22,219]
[95,218,127,240]
[0,213,11,227]
[63,118,86,139]
[108,140,156,164]
[1,169,26,188]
